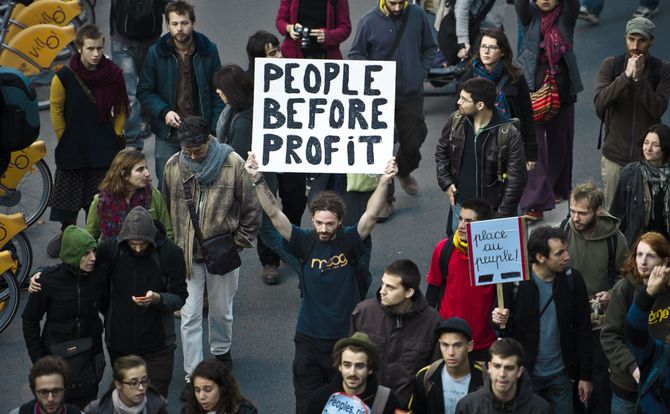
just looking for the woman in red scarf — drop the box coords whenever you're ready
[515,0,583,222]
[47,24,129,257]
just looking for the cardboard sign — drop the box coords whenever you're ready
[466,217,529,286]
[321,392,370,414]
[252,58,396,174]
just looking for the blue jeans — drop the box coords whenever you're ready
[532,370,574,414]
[155,138,180,188]
[111,40,151,149]
[581,0,604,15]
[639,0,659,8]
[611,393,637,414]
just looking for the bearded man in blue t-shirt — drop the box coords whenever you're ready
[245,152,398,414]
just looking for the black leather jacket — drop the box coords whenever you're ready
[435,110,527,217]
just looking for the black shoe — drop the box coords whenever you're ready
[216,350,233,371]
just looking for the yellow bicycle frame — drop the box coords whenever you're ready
[4,0,82,43]
[0,250,16,275]
[0,140,48,194]
[0,24,76,76]
[0,213,28,274]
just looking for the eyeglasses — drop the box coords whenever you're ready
[181,142,209,159]
[458,95,474,103]
[35,388,64,398]
[480,45,500,52]
[120,378,150,389]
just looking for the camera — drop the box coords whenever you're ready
[296,26,317,50]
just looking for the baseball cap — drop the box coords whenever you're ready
[626,17,655,39]
[435,317,473,341]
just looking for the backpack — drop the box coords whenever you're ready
[435,236,456,308]
[559,216,619,289]
[449,111,518,183]
[638,343,670,409]
[0,67,39,153]
[298,229,372,301]
[111,0,164,40]
[420,359,483,397]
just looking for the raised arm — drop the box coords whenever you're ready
[244,152,293,241]
[357,158,398,239]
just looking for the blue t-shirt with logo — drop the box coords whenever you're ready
[288,224,364,339]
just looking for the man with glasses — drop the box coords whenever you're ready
[84,355,168,414]
[10,356,82,414]
[162,116,260,397]
[436,77,526,229]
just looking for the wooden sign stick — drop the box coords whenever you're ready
[497,283,505,329]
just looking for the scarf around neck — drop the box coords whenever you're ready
[640,160,670,232]
[97,185,152,239]
[539,4,571,69]
[472,59,511,115]
[111,389,147,414]
[69,53,130,122]
[180,137,234,186]
[453,231,468,255]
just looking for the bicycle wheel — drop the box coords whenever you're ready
[5,232,32,287]
[0,271,20,334]
[0,159,53,226]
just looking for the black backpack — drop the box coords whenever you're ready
[298,230,372,301]
[111,0,164,40]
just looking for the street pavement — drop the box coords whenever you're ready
[1,0,669,412]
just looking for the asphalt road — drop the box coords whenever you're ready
[1,0,669,412]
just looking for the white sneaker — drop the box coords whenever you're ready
[632,5,660,18]
[578,6,600,24]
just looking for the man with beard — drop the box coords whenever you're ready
[244,152,397,414]
[10,356,83,414]
[435,77,526,229]
[138,0,224,187]
[561,182,628,413]
[596,16,670,209]
[306,332,402,414]
[492,226,593,414]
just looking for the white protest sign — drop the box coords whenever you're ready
[466,216,530,286]
[321,392,370,414]
[252,58,396,174]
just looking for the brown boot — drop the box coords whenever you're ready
[261,264,280,285]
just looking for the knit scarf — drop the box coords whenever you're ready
[640,160,670,233]
[180,137,234,186]
[111,389,147,414]
[97,185,152,239]
[539,4,571,69]
[453,231,468,255]
[472,59,511,115]
[69,53,130,122]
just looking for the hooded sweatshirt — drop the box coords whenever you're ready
[60,225,97,267]
[565,212,629,296]
[454,371,551,413]
[97,206,188,355]
[351,290,442,408]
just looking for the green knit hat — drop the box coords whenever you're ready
[59,225,97,267]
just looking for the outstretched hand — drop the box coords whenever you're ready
[381,158,398,184]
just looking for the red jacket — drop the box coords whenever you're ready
[275,0,351,59]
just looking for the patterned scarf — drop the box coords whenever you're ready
[97,185,152,239]
[472,59,511,115]
[180,137,234,186]
[69,53,130,122]
[539,4,571,69]
[640,160,670,233]
[453,231,468,255]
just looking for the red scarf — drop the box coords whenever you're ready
[539,4,571,69]
[69,53,130,122]
[97,185,152,239]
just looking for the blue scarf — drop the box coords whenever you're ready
[472,59,511,116]
[180,137,234,186]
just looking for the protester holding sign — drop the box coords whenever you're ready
[244,152,397,414]
[491,226,592,414]
[349,0,437,220]
[306,332,402,414]
[600,231,670,412]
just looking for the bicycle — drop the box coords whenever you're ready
[0,250,20,333]
[0,212,32,287]
[0,0,81,108]
[0,140,53,226]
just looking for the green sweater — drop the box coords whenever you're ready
[86,187,173,240]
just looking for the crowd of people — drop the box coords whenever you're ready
[10,0,670,413]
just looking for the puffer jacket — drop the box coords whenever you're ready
[275,0,351,59]
[161,149,261,276]
[454,371,551,413]
[514,0,583,97]
[137,31,224,140]
[609,162,653,246]
[435,110,527,217]
[350,290,441,409]
[84,387,168,414]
